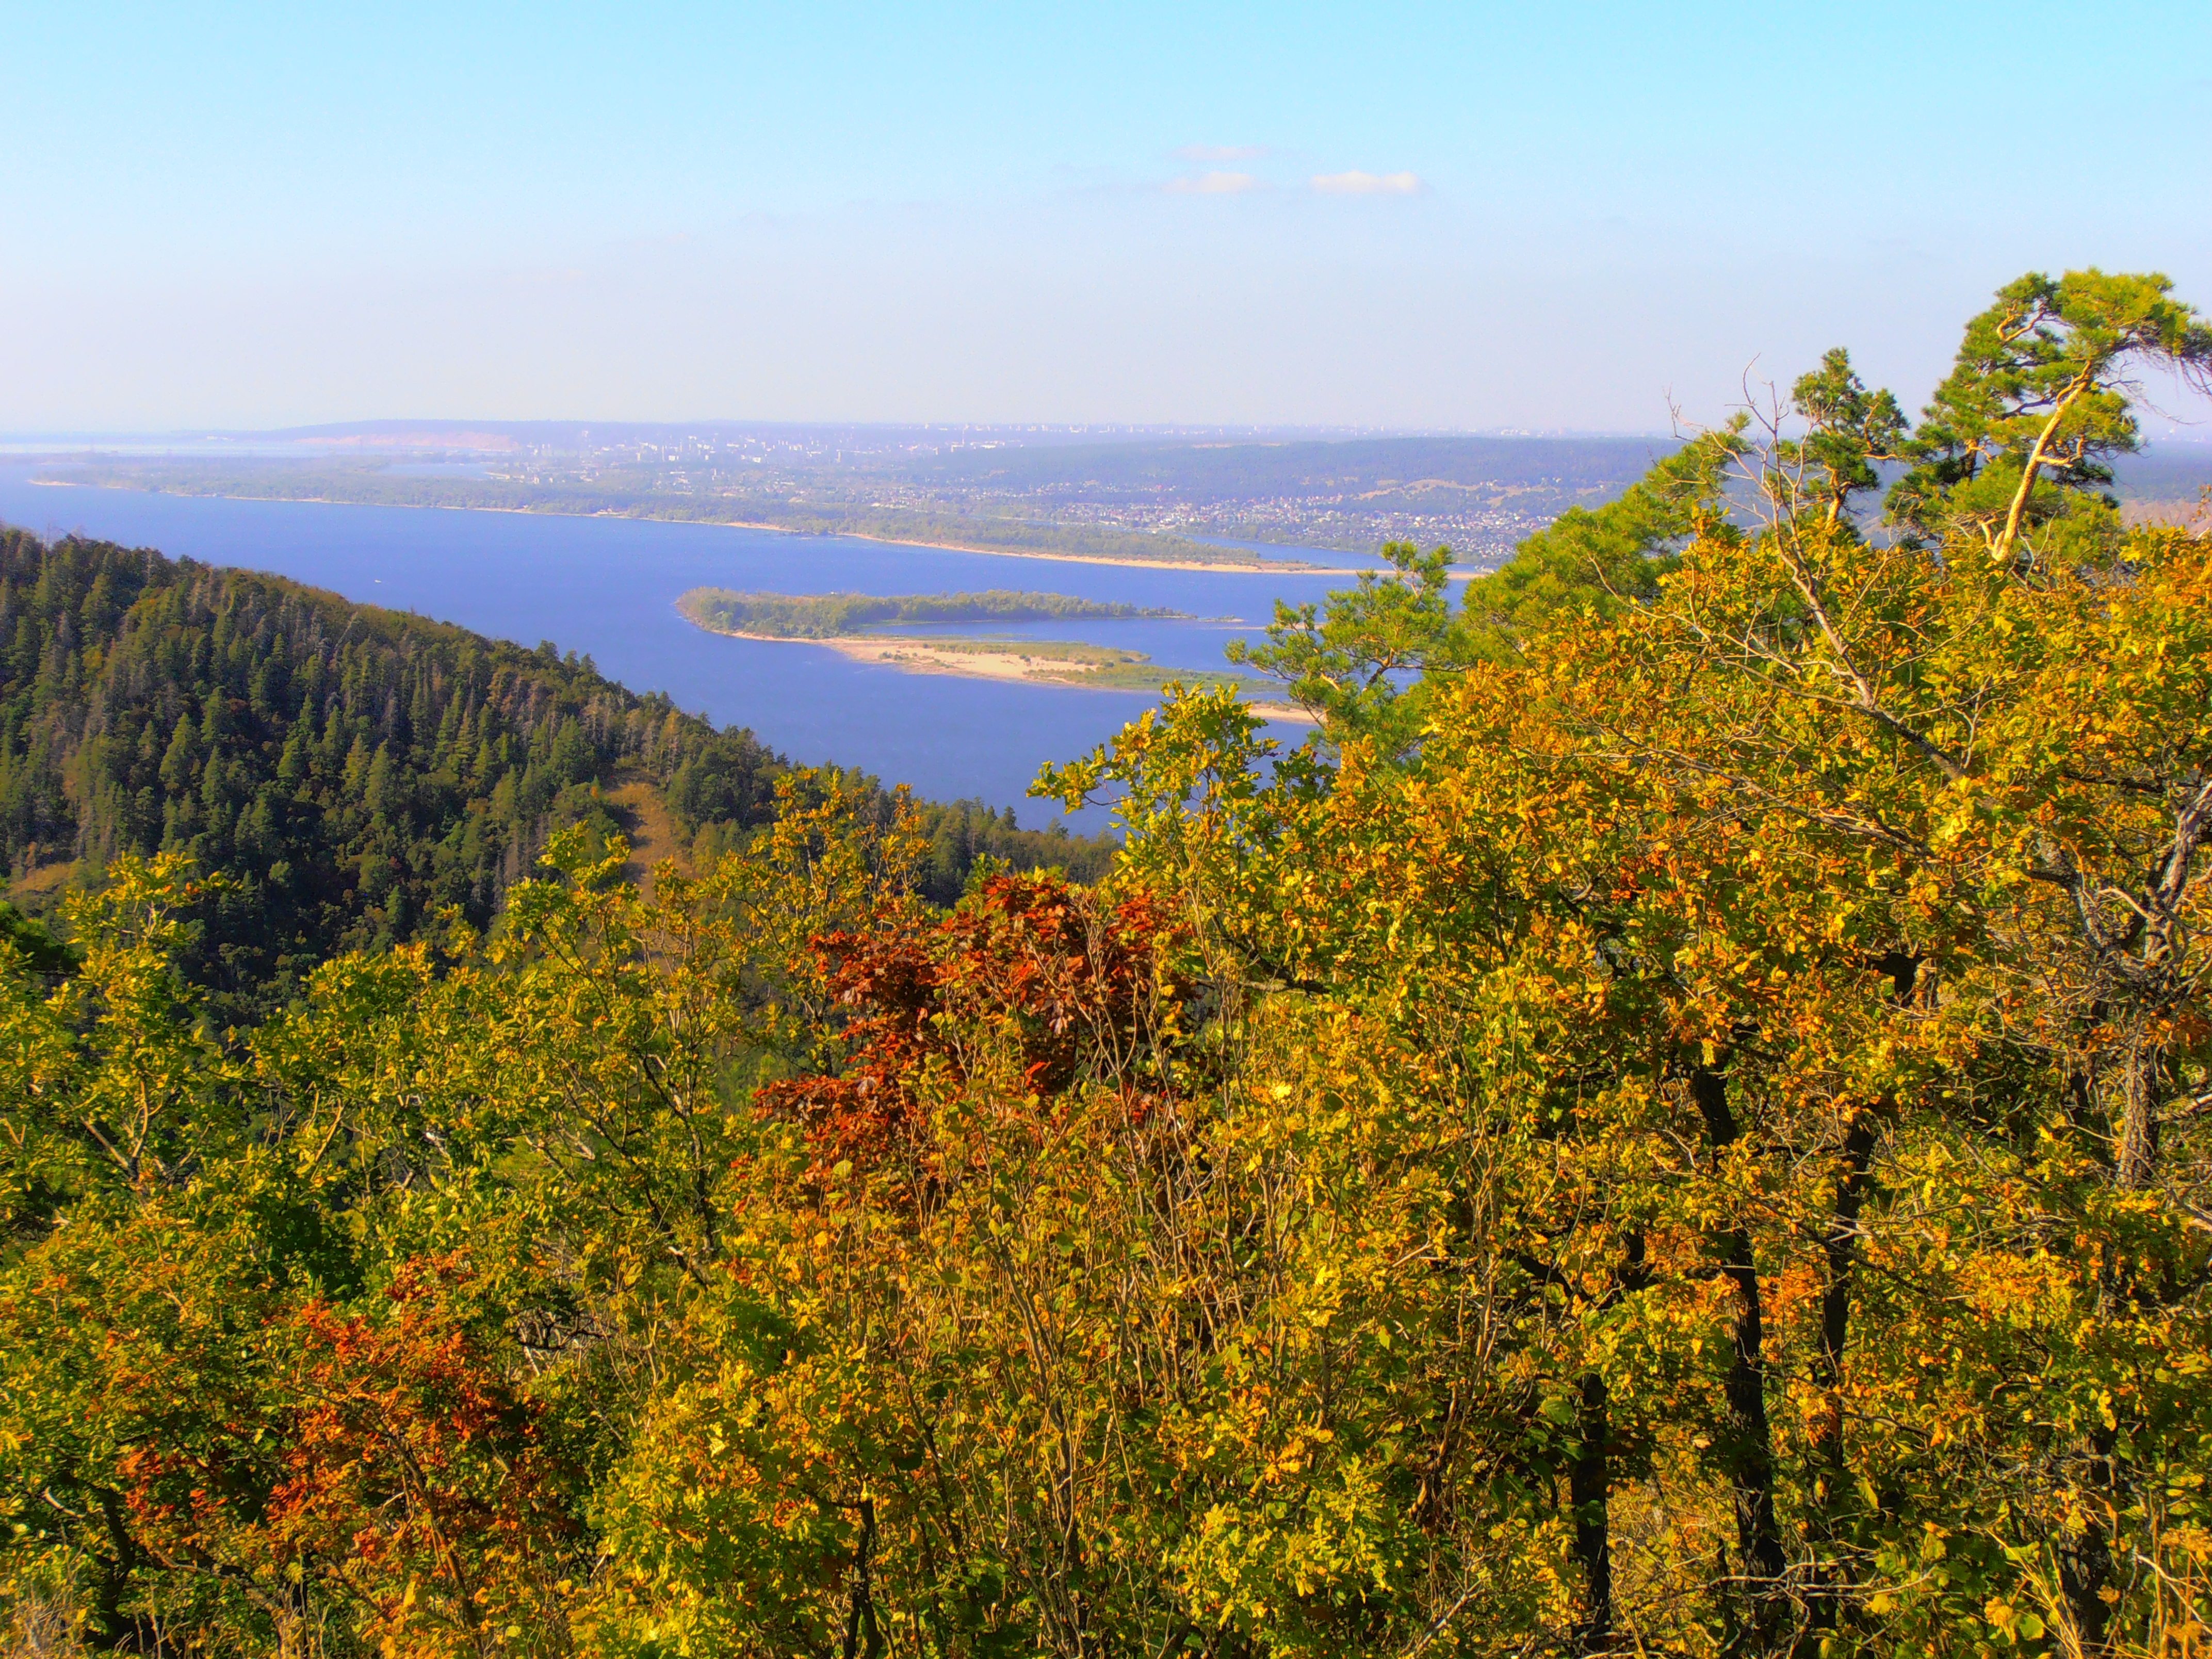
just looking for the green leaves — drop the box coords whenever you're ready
[1892,269,2212,562]
[7,279,2212,1657]
[1219,430,1749,762]
[1226,540,1459,756]
[1775,347,1912,530]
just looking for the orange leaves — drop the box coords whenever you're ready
[258,1266,573,1655]
[759,872,1194,1179]
[91,1253,578,1658]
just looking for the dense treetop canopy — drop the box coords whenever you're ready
[3,271,2209,1658]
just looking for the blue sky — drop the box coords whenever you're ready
[5,1,2209,432]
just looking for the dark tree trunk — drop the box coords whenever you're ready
[1802,1109,1878,1645]
[88,1487,154,1653]
[2062,1423,2118,1653]
[1692,1063,1788,1653]
[1571,1369,1617,1652]
[842,1494,884,1659]
[1571,1230,1647,1651]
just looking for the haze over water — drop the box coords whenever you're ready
[0,468,1357,828]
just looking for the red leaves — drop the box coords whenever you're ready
[115,1255,573,1655]
[763,920,938,1172]
[761,874,1192,1174]
[267,1262,571,1647]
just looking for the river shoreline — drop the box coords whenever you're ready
[28,477,1378,578]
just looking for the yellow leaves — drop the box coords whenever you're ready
[11,518,2211,1654]
[1984,1597,2047,1644]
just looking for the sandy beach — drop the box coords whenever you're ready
[736,631,1319,724]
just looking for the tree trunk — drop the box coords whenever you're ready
[1692,1063,1788,1652]
[843,1494,884,1659]
[2061,1424,2118,1653]
[2111,1036,2157,1193]
[1571,1370,1616,1651]
[2059,1035,2161,1651]
[1802,1110,1878,1645]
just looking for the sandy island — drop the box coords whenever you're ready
[739,632,1318,725]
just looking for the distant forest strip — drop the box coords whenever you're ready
[39,462,1320,569]
[675,587,1186,639]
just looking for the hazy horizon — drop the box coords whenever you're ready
[4,419,1691,444]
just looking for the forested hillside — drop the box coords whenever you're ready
[0,528,783,1013]
[0,532,1111,1016]
[4,270,2209,1657]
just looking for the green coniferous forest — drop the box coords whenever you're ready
[4,271,2211,1657]
[0,528,783,1015]
[0,531,1112,1019]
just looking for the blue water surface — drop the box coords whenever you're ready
[0,469,1371,827]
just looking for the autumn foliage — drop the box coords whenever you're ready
[765,872,1195,1172]
[4,272,2211,1657]
[257,1263,572,1657]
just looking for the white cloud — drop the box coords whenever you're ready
[1310,170,1423,196]
[1174,143,1267,164]
[1164,171,1264,195]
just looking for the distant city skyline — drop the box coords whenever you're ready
[6,1,2209,435]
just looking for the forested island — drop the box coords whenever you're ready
[5,270,2211,1658]
[675,586,1188,637]
[676,585,1292,707]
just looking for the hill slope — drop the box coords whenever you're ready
[0,528,795,1013]
[0,529,1119,1014]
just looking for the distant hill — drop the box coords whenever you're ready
[40,432,1686,571]
[41,461,1313,570]
[893,433,1684,507]
[2110,443,2212,503]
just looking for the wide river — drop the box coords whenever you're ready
[0,467,1384,828]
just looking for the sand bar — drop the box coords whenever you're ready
[731,631,1318,724]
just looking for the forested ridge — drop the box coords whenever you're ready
[0,533,1108,1017]
[0,529,785,1014]
[4,270,2210,1658]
